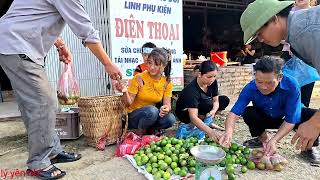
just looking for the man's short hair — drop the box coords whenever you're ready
[254,56,283,75]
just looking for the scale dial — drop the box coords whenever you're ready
[199,167,222,180]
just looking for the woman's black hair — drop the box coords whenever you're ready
[148,48,172,82]
[199,60,218,75]
[142,42,156,49]
[254,56,283,76]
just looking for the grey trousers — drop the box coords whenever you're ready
[0,54,63,169]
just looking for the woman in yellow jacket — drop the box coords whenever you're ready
[115,48,176,135]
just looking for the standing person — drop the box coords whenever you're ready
[0,0,122,179]
[133,42,157,76]
[115,48,176,136]
[240,0,320,153]
[281,0,320,107]
[219,56,319,164]
[175,60,230,141]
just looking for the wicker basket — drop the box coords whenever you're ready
[78,95,128,147]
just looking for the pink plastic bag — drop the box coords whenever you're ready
[116,132,142,157]
[115,132,161,157]
[57,63,80,105]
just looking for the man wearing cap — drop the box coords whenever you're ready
[0,0,122,179]
[240,0,320,163]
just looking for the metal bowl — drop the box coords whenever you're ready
[190,145,226,164]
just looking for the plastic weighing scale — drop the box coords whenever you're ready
[190,145,226,180]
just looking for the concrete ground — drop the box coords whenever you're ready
[0,96,319,180]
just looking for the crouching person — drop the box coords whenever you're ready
[175,60,230,141]
[219,56,319,164]
[115,48,176,136]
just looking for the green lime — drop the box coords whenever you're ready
[231,143,238,151]
[163,172,171,180]
[174,149,180,155]
[246,161,256,170]
[155,147,162,152]
[136,160,143,166]
[189,167,196,174]
[174,144,181,149]
[142,156,149,164]
[152,167,158,175]
[166,168,173,174]
[219,159,226,167]
[180,159,187,167]
[165,149,173,156]
[173,167,181,175]
[158,153,165,160]
[226,154,232,159]
[238,146,244,151]
[179,169,187,177]
[225,165,235,175]
[235,158,240,164]
[152,162,159,168]
[170,147,175,152]
[179,147,186,154]
[244,148,250,155]
[171,156,179,163]
[161,140,168,147]
[153,172,162,180]
[241,166,248,173]
[147,153,153,158]
[146,148,152,154]
[158,160,165,165]
[181,166,188,173]
[188,159,196,167]
[150,156,158,163]
[159,162,169,171]
[240,158,247,165]
[159,170,165,176]
[146,166,152,173]
[135,155,142,162]
[164,156,172,164]
[228,173,236,180]
[171,162,178,169]
[166,143,173,148]
[172,138,179,145]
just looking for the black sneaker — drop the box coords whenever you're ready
[301,147,320,166]
[243,137,263,148]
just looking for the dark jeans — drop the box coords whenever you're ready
[301,82,315,107]
[128,105,176,130]
[242,106,319,146]
[177,95,230,124]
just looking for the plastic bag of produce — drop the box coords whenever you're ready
[116,132,142,157]
[57,63,80,105]
[176,116,213,140]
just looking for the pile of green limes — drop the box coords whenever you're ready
[201,137,256,180]
[133,136,199,180]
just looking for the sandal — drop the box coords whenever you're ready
[243,137,263,148]
[51,151,81,164]
[27,164,66,180]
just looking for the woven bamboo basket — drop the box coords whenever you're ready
[78,95,128,147]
